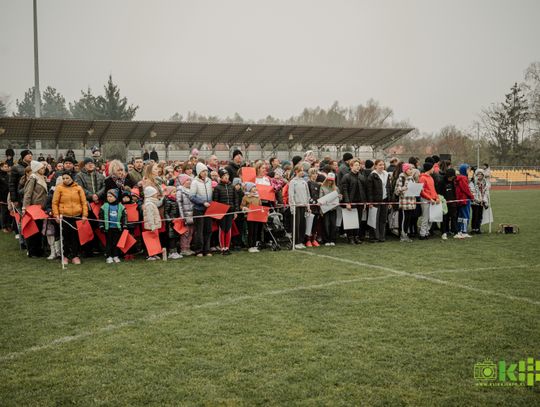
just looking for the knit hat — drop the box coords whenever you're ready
[402,163,412,173]
[232,149,243,159]
[20,149,32,160]
[343,152,353,162]
[475,168,485,176]
[245,182,256,192]
[423,162,434,172]
[326,172,336,181]
[232,177,242,187]
[61,170,75,180]
[144,186,158,198]
[177,174,191,186]
[107,189,119,199]
[30,160,44,173]
[459,164,469,176]
[83,157,94,166]
[195,162,208,176]
[218,168,229,179]
[292,156,302,167]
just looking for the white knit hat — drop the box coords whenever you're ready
[30,160,44,173]
[196,162,208,176]
[144,186,158,198]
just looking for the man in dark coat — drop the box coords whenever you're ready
[337,152,353,185]
[9,149,33,207]
[225,149,243,180]
[340,158,367,244]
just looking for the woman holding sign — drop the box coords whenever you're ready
[52,171,88,265]
[190,162,214,257]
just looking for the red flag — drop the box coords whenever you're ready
[124,203,139,222]
[173,219,188,235]
[142,230,162,256]
[205,201,230,220]
[76,220,95,245]
[10,210,21,224]
[21,214,39,238]
[256,185,275,202]
[25,205,48,220]
[247,205,269,223]
[211,220,218,232]
[231,220,240,237]
[94,228,106,246]
[241,167,256,183]
[90,202,101,219]
[117,230,137,254]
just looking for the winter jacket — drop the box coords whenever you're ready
[419,172,438,201]
[176,187,195,225]
[442,178,457,206]
[99,202,127,231]
[164,196,180,237]
[341,171,367,205]
[143,197,161,231]
[241,194,262,210]
[367,171,392,203]
[22,174,48,210]
[394,173,416,210]
[0,171,9,201]
[455,175,473,205]
[307,179,321,214]
[288,177,310,209]
[212,181,237,210]
[52,182,88,218]
[9,160,29,203]
[472,179,489,206]
[126,168,144,188]
[233,187,245,212]
[189,176,213,211]
[76,168,105,202]
[225,161,242,181]
[337,163,350,185]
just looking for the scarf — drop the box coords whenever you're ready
[30,173,48,193]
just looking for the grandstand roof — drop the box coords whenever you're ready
[0,117,414,148]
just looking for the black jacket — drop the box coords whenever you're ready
[341,171,367,204]
[8,160,29,203]
[367,171,392,203]
[213,182,237,210]
[0,171,9,201]
[442,177,457,205]
[307,180,321,214]
[225,161,241,181]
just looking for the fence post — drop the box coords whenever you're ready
[59,215,65,270]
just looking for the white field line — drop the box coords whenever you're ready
[0,261,537,362]
[299,251,540,306]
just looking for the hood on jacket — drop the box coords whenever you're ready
[459,164,469,176]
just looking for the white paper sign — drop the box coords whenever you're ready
[342,208,359,230]
[404,182,424,197]
[318,191,340,214]
[305,213,315,236]
[367,207,378,229]
[429,203,443,222]
[481,207,493,225]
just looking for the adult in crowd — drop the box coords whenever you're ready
[367,159,392,243]
[190,162,213,257]
[9,149,33,207]
[150,147,159,162]
[418,162,440,240]
[341,158,367,245]
[22,161,48,257]
[337,152,353,184]
[0,161,10,232]
[126,157,145,188]
[76,157,105,204]
[386,157,399,173]
[225,150,243,180]
[207,155,219,173]
[5,149,15,167]
[104,160,128,198]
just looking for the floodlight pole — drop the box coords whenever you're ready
[33,0,41,118]
[476,122,480,168]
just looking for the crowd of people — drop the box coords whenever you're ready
[0,146,492,265]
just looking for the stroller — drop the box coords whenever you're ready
[263,208,293,251]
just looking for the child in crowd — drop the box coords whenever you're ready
[471,168,489,234]
[441,168,458,239]
[306,168,321,247]
[455,164,474,238]
[190,162,213,257]
[288,164,311,249]
[241,183,262,253]
[231,178,245,249]
[164,186,182,259]
[213,169,237,255]
[143,186,162,260]
[394,163,416,242]
[176,175,195,256]
[319,172,338,246]
[99,189,127,264]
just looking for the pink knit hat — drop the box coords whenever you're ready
[402,163,412,173]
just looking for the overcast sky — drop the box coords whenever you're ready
[1,0,539,133]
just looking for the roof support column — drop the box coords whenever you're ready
[165,142,170,162]
[259,143,266,160]
[55,143,59,161]
[82,143,87,159]
[244,143,250,161]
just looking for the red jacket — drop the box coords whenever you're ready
[455,175,473,205]
[419,173,438,200]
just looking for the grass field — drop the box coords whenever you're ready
[1,190,539,406]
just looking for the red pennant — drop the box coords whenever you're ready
[205,201,230,220]
[173,219,188,235]
[142,230,162,257]
[117,230,137,254]
[124,203,139,222]
[231,220,240,237]
[211,220,218,232]
[21,214,39,238]
[94,228,106,246]
[256,185,276,202]
[241,167,256,183]
[25,205,48,220]
[90,202,101,219]
[247,205,269,223]
[76,220,95,246]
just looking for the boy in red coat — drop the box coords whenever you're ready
[455,164,474,238]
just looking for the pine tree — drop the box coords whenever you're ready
[69,88,99,120]
[15,87,38,117]
[502,83,529,149]
[94,75,138,120]
[42,86,70,118]
[0,99,7,117]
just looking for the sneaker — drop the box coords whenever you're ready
[441,233,448,240]
[15,234,20,240]
[168,252,182,260]
[196,253,204,257]
[330,242,336,246]
[222,250,231,256]
[454,232,465,239]
[147,256,159,261]
[462,233,472,238]
[106,257,114,264]
[325,242,333,247]
[72,257,81,265]
[62,257,69,265]
[312,240,320,247]
[47,252,58,260]
[180,251,192,257]
[305,241,313,247]
[294,244,306,249]
[248,247,259,253]
[113,256,121,263]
